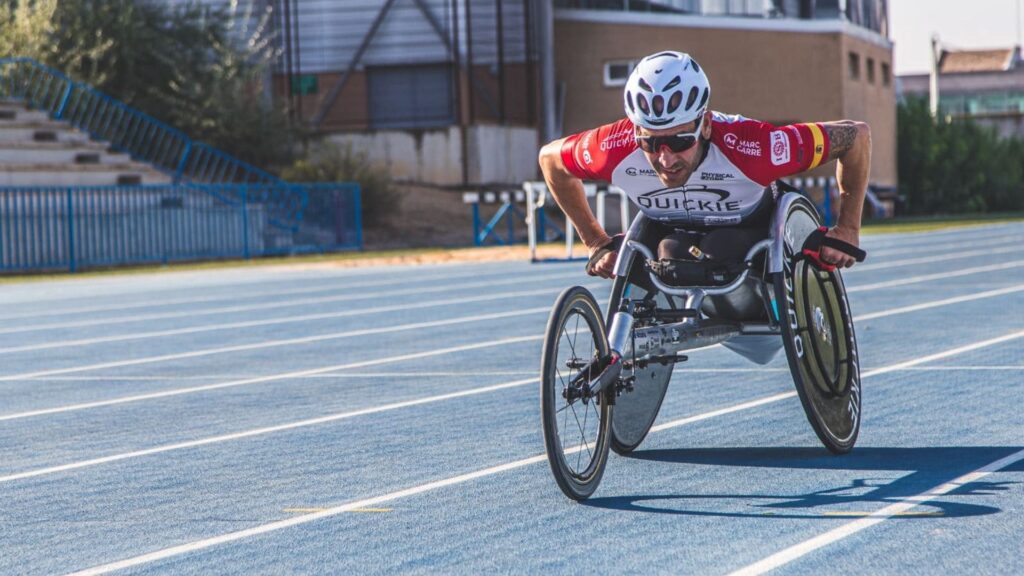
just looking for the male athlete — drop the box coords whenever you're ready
[538,50,870,281]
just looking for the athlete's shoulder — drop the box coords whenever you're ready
[560,118,638,181]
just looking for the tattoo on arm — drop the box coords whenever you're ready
[824,124,858,161]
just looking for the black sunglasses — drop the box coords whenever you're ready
[635,114,704,153]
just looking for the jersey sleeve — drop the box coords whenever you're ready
[559,118,637,182]
[711,116,831,186]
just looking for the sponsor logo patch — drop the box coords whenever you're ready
[625,166,658,177]
[724,133,738,149]
[583,150,592,165]
[600,128,634,151]
[700,171,735,181]
[770,130,791,166]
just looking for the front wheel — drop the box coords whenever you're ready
[541,286,613,501]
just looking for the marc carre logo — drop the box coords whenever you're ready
[736,139,762,157]
[625,166,658,177]
[770,130,790,166]
[700,171,734,181]
[724,133,738,149]
[582,150,592,165]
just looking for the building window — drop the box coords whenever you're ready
[881,62,891,87]
[848,52,861,80]
[603,60,637,87]
[866,58,875,84]
[367,64,454,129]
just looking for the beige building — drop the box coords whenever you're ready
[554,9,896,187]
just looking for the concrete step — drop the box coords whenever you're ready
[0,163,171,186]
[0,107,51,123]
[0,142,131,164]
[0,125,90,144]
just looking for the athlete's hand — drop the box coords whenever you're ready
[821,225,860,269]
[588,250,618,279]
[585,234,623,279]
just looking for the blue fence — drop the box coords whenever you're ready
[0,184,361,273]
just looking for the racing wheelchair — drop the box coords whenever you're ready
[540,192,866,501]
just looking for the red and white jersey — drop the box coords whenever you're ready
[560,112,831,226]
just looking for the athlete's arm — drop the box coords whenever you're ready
[538,139,615,277]
[820,121,871,268]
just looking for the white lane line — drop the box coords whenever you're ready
[66,328,1024,576]
[728,447,1024,576]
[0,265,524,322]
[0,270,581,336]
[847,259,1024,292]
[0,275,1014,420]
[0,257,1008,378]
[866,233,1024,257]
[18,372,541,381]
[0,285,576,355]
[850,243,1020,272]
[0,332,544,422]
[854,284,1024,321]
[0,378,539,484]
[889,366,1024,371]
[8,327,1024,487]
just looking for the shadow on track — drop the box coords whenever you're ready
[581,446,1022,519]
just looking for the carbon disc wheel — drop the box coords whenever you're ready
[540,286,613,500]
[606,261,675,455]
[775,201,861,454]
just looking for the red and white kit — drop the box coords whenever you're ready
[560,112,832,226]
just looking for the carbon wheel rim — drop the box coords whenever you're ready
[550,305,605,479]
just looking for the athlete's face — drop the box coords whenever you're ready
[637,110,712,188]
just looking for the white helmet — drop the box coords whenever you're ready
[623,51,710,130]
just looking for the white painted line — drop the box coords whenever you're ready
[0,378,538,484]
[866,232,1023,257]
[0,265,523,322]
[847,259,1024,292]
[65,327,1024,576]
[20,371,540,381]
[0,285,580,355]
[1,275,1016,421]
[0,270,581,336]
[0,304,555,383]
[851,243,1020,271]
[854,284,1024,321]
[728,447,1024,576]
[0,332,545,422]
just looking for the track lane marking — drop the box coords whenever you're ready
[65,327,1024,576]
[0,270,582,336]
[1,279,1020,422]
[0,264,534,321]
[728,447,1024,576]
[0,285,583,355]
[1,258,1015,384]
[0,378,538,483]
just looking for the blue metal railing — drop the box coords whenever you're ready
[0,184,361,273]
[0,57,320,232]
[0,57,279,185]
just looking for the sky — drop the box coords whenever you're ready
[890,0,1024,75]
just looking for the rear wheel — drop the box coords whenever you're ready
[541,286,612,500]
[775,199,861,454]
[607,257,675,455]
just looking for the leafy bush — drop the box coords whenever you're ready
[898,98,1024,214]
[281,143,398,226]
[3,0,297,172]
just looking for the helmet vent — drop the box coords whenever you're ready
[691,59,701,73]
[698,87,709,109]
[685,86,699,110]
[638,78,653,92]
[668,90,682,113]
[626,92,635,112]
[637,93,650,114]
[663,76,681,91]
[653,95,664,116]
